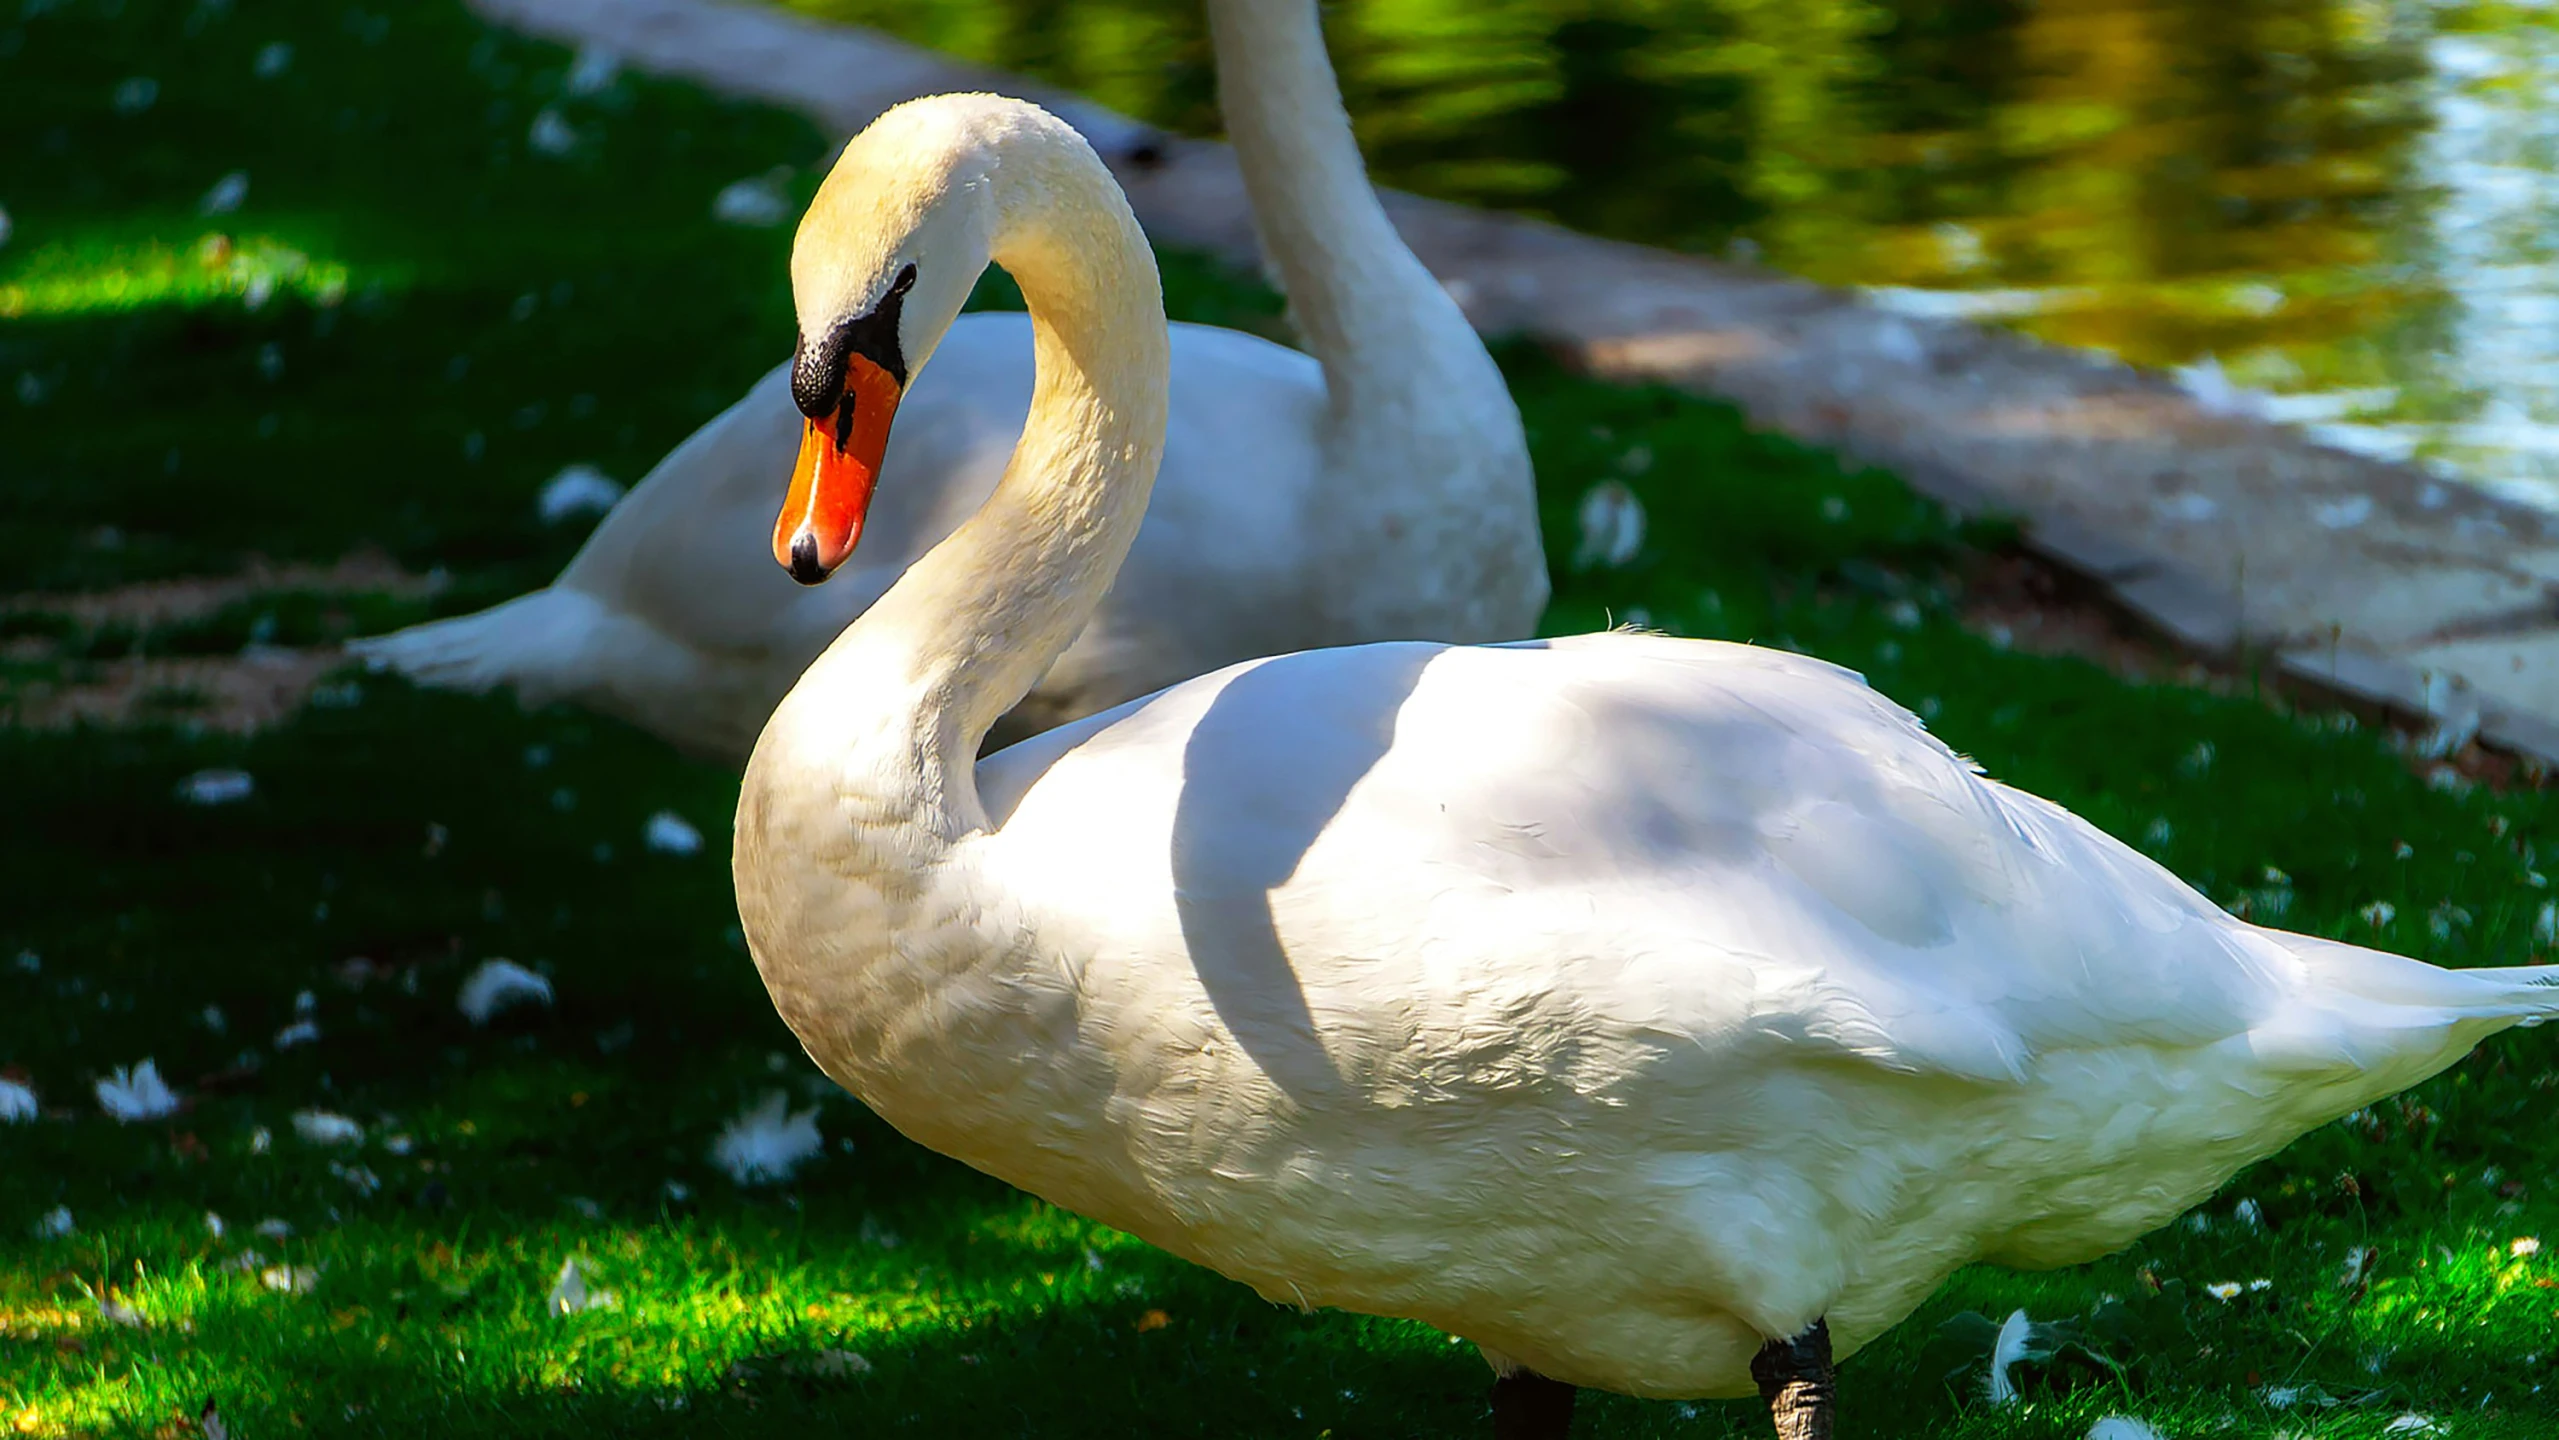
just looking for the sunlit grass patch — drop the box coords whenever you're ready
[0,233,364,321]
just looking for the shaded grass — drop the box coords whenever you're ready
[3,0,2557,1436]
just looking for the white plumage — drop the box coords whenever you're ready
[734,91,2559,1430]
[780,626,2559,1398]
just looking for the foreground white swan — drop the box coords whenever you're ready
[356,0,1542,759]
[737,95,2559,1438]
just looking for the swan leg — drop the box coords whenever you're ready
[1749,1318,1835,1440]
[1489,1368,1577,1439]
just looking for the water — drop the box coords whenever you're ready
[789,0,2559,505]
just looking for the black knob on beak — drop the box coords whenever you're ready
[787,531,828,587]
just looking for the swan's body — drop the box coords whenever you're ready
[737,90,2559,1433]
[358,0,1541,760]
[766,627,2556,1397]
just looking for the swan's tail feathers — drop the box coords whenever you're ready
[2249,932,2559,1088]
[348,587,607,705]
[2453,964,2559,1013]
[2273,931,2559,1018]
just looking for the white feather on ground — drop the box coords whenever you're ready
[0,1077,36,1123]
[291,1109,363,1145]
[1570,480,1646,571]
[644,810,703,856]
[1984,1308,2033,1404]
[2088,1420,2167,1440]
[564,45,618,96]
[457,958,553,1024]
[95,1060,178,1122]
[712,1091,823,1185]
[547,1256,617,1315]
[198,170,248,216]
[712,169,793,228]
[527,108,578,158]
[536,464,624,524]
[174,768,254,805]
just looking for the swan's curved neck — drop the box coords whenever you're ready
[1206,0,1464,381]
[759,131,1169,835]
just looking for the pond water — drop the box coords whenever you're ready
[788,0,2559,506]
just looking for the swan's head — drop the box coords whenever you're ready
[776,97,1003,585]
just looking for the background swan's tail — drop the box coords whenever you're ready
[350,588,754,760]
[349,587,608,704]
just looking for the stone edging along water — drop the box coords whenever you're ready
[470,0,2559,767]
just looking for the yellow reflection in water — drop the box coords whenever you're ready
[781,0,2559,498]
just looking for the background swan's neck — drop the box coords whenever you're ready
[1206,0,1469,388]
[768,126,1169,829]
[1205,0,1545,649]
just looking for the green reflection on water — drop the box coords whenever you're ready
[785,0,2559,501]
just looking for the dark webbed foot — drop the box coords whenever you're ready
[1490,1367,1577,1440]
[1750,1318,1836,1440]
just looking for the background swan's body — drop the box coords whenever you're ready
[380,315,1326,756]
[358,0,1542,761]
[738,91,2559,1431]
[754,629,2559,1399]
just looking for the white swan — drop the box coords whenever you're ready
[355,0,1542,760]
[737,95,2559,1439]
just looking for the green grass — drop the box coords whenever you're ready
[4,1,2557,1436]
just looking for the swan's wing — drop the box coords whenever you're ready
[983,634,2294,1088]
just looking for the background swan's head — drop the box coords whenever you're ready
[774,96,1011,585]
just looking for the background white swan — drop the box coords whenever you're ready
[354,0,1543,760]
[738,93,2559,1440]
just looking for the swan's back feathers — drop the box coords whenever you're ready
[980,634,2413,1091]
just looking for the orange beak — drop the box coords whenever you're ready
[775,353,903,585]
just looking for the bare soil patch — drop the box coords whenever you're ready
[0,550,442,628]
[0,551,436,733]
[3,646,348,734]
